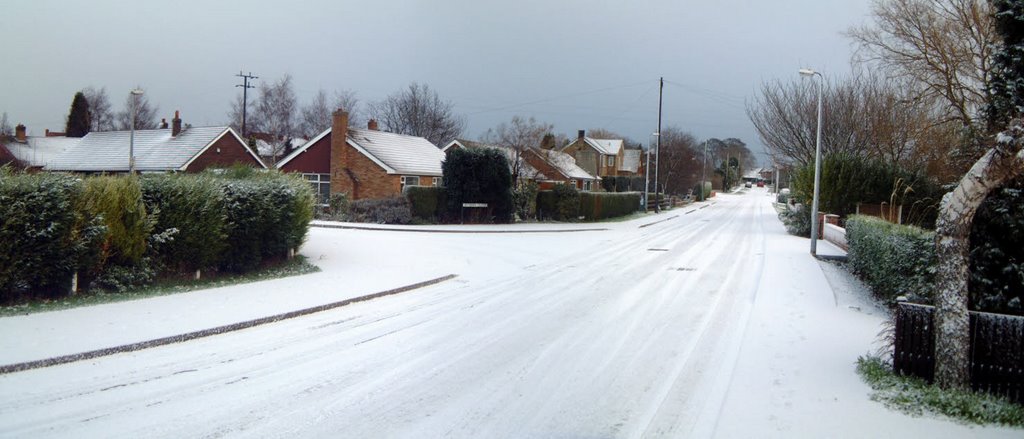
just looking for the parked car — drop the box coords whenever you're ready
[756,181,765,187]
[744,182,752,188]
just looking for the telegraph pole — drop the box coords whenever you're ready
[235,71,258,137]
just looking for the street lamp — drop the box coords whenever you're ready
[800,68,824,256]
[129,88,144,174]
[701,139,709,201]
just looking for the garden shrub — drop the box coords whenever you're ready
[511,181,538,221]
[320,192,350,221]
[600,177,616,192]
[537,184,580,221]
[348,197,413,224]
[0,171,103,302]
[141,174,227,273]
[779,204,812,237]
[579,192,640,220]
[694,181,712,200]
[406,186,448,222]
[442,148,513,223]
[846,215,936,305]
[82,176,154,267]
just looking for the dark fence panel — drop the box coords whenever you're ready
[893,302,1024,404]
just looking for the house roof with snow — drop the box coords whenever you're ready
[254,137,307,158]
[3,136,82,168]
[278,127,445,176]
[533,149,598,181]
[581,138,624,156]
[45,126,262,172]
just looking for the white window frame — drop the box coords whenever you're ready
[302,173,331,206]
[400,175,421,192]
[432,177,441,187]
[606,156,615,167]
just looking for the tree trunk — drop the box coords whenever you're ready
[934,120,1024,389]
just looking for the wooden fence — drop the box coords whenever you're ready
[894,302,1024,404]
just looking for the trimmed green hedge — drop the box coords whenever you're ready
[537,184,580,221]
[141,174,227,273]
[406,186,447,222]
[348,197,413,224]
[579,192,640,220]
[846,215,936,305]
[443,147,513,223]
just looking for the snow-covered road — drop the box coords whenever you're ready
[1,190,1016,438]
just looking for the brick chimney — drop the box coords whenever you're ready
[159,118,168,129]
[578,129,585,140]
[15,124,26,142]
[329,109,350,197]
[367,119,378,131]
[171,111,182,136]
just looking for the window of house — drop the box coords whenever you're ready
[569,179,577,188]
[303,173,330,206]
[606,156,615,167]
[584,180,592,191]
[400,176,421,192]
[432,177,441,187]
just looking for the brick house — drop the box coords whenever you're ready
[560,130,644,178]
[442,139,599,191]
[276,111,445,203]
[42,112,264,173]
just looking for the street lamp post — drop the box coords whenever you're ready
[652,132,661,212]
[701,140,709,201]
[129,88,144,174]
[800,68,824,256]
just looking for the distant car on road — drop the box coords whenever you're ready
[756,181,765,187]
[744,182,752,188]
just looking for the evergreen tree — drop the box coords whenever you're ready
[985,0,1024,133]
[65,92,91,137]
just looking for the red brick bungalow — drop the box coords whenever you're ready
[44,112,264,173]
[276,110,445,203]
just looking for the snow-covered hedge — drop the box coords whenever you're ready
[579,192,640,220]
[348,197,413,225]
[846,215,936,305]
[405,186,447,222]
[537,184,580,221]
[0,171,103,302]
[0,169,314,302]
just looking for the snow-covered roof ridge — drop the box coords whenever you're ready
[44,126,255,172]
[583,137,623,156]
[347,128,444,176]
[3,136,82,168]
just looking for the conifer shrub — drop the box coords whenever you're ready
[81,176,156,290]
[512,181,538,221]
[579,192,640,220]
[141,174,227,273]
[0,170,103,302]
[846,215,936,305]
[442,147,513,223]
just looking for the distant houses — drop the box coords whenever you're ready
[442,139,599,191]
[559,130,644,178]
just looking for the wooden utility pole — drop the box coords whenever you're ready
[655,77,663,213]
[235,71,258,137]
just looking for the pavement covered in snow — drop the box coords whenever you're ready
[0,188,1019,438]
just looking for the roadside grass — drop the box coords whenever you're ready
[857,355,1024,427]
[0,256,320,317]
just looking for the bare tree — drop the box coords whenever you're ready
[251,75,299,164]
[299,89,363,137]
[847,0,996,129]
[368,82,466,146]
[655,127,701,195]
[226,92,245,134]
[83,87,114,131]
[115,89,159,130]
[483,116,554,183]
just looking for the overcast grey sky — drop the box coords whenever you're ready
[1,0,873,163]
